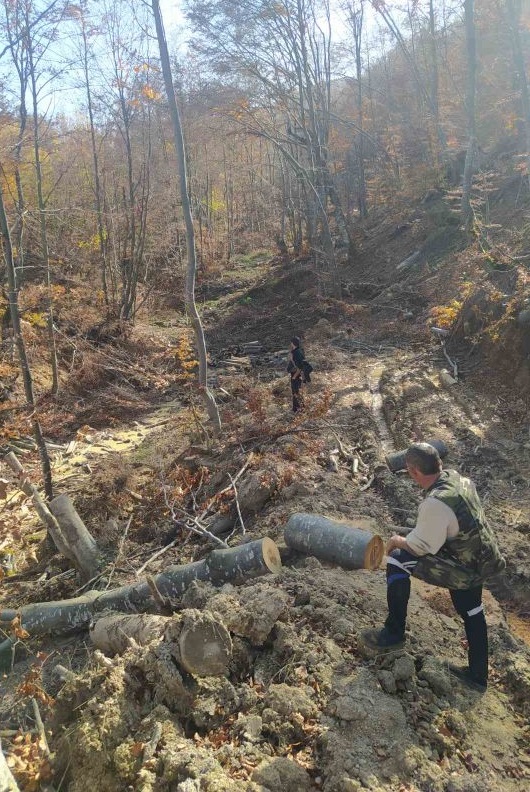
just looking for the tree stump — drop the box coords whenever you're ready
[284,513,383,570]
[49,494,100,582]
[90,610,233,677]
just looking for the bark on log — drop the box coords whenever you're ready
[90,610,233,676]
[0,741,20,792]
[385,439,448,472]
[284,513,384,570]
[49,494,100,582]
[0,538,282,637]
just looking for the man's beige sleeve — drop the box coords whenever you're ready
[406,497,459,556]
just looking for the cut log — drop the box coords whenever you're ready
[90,610,233,677]
[284,513,384,571]
[49,494,100,583]
[2,454,100,583]
[385,439,448,472]
[0,538,282,637]
[2,452,73,562]
[0,741,20,792]
[90,613,170,654]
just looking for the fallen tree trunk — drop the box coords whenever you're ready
[284,513,384,571]
[90,609,233,676]
[2,452,72,561]
[49,494,100,582]
[0,537,282,637]
[2,453,100,583]
[0,741,20,792]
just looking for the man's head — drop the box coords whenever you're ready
[290,336,301,350]
[405,442,442,488]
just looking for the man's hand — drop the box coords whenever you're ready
[386,534,413,554]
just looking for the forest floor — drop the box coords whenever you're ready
[1,200,530,791]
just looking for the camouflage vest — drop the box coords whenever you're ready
[426,469,505,581]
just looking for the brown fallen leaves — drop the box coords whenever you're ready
[6,732,53,792]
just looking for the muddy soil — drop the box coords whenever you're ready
[1,264,530,791]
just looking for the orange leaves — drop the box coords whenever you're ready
[9,615,29,641]
[141,85,161,102]
[16,659,54,707]
[429,299,463,329]
[6,732,54,792]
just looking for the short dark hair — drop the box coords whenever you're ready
[404,442,442,475]
[291,336,301,348]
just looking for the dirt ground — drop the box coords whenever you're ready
[1,198,530,789]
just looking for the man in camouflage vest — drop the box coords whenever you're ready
[360,442,505,692]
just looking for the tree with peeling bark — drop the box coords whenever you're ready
[152,0,221,434]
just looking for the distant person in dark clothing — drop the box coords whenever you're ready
[288,336,306,412]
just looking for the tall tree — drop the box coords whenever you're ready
[342,0,368,218]
[506,0,530,188]
[0,179,54,499]
[151,0,221,435]
[73,1,110,307]
[98,0,153,319]
[186,0,352,291]
[23,0,62,393]
[461,0,477,228]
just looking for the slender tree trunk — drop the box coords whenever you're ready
[461,0,477,229]
[507,0,530,189]
[152,0,221,435]
[28,43,59,395]
[0,183,53,500]
[80,15,109,309]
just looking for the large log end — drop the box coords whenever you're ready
[261,537,282,574]
[175,612,232,677]
[364,535,384,570]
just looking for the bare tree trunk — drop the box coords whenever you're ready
[79,11,109,308]
[152,0,221,435]
[27,31,59,396]
[461,0,477,229]
[2,454,100,581]
[49,494,100,581]
[0,183,54,500]
[284,513,383,570]
[507,0,530,189]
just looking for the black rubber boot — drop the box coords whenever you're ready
[463,610,488,686]
[447,664,487,693]
[359,577,410,654]
[383,576,411,640]
[359,627,405,654]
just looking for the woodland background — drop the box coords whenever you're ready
[1,2,530,790]
[0,0,528,324]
